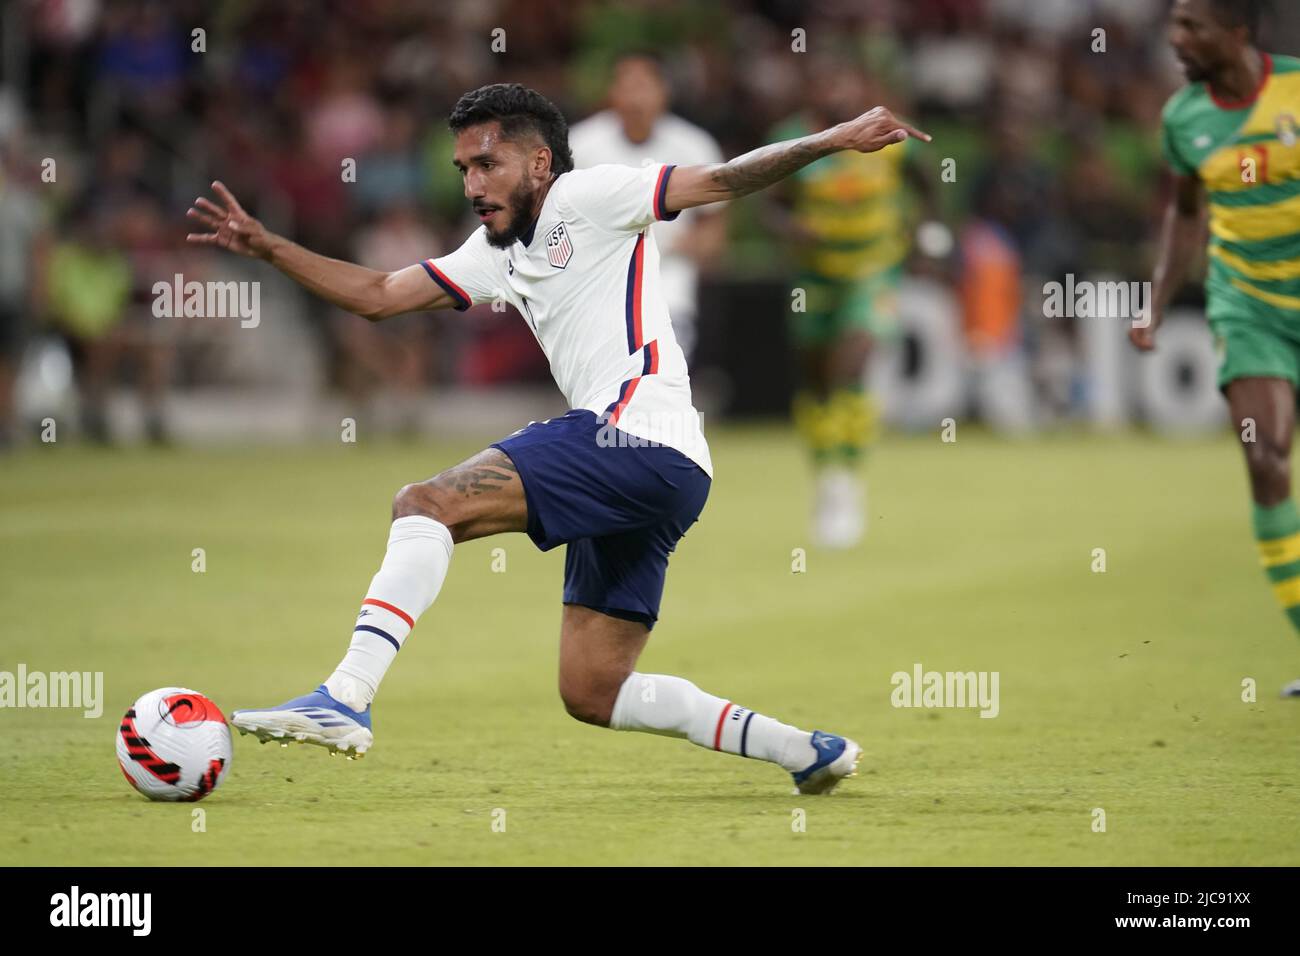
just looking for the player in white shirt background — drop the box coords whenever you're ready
[568,51,727,360]
[185,83,930,795]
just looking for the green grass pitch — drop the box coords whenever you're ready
[1,427,1297,865]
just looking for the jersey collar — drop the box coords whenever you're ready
[1209,51,1272,111]
[518,214,539,247]
[518,175,562,248]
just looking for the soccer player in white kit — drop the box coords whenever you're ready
[186,84,929,795]
[568,52,727,359]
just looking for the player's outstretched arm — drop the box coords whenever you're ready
[663,106,930,212]
[1131,172,1204,351]
[185,181,453,321]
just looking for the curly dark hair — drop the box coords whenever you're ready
[448,83,574,176]
[1209,0,1271,41]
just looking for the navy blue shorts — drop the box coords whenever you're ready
[491,409,711,628]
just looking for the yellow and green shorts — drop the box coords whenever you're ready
[791,266,902,347]
[1211,318,1300,394]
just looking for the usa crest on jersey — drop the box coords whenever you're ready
[545,222,573,269]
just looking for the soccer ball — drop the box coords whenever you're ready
[116,687,232,802]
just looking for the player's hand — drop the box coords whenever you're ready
[833,107,932,153]
[1129,309,1162,351]
[185,181,275,259]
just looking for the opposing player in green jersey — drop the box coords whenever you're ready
[771,60,935,549]
[1134,0,1300,696]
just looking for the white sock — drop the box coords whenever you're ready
[324,516,453,712]
[609,672,816,772]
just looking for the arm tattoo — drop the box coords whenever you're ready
[709,135,833,200]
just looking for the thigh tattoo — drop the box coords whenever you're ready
[438,450,519,498]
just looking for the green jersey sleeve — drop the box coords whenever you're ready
[1160,93,1198,177]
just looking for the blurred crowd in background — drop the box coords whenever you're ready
[1,0,1297,446]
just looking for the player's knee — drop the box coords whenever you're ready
[558,677,617,728]
[392,480,457,525]
[1245,440,1291,503]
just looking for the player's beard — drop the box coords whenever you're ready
[481,177,541,249]
[1177,47,1225,84]
[1180,56,1213,82]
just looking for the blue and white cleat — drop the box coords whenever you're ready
[232,685,373,759]
[1282,679,1300,698]
[791,730,862,795]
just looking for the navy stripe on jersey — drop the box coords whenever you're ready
[654,165,680,222]
[624,233,644,354]
[607,378,633,415]
[609,235,660,427]
[419,260,472,311]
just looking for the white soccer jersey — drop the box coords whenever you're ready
[420,163,713,476]
[568,111,724,322]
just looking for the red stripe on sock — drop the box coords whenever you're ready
[712,702,733,751]
[363,598,414,630]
